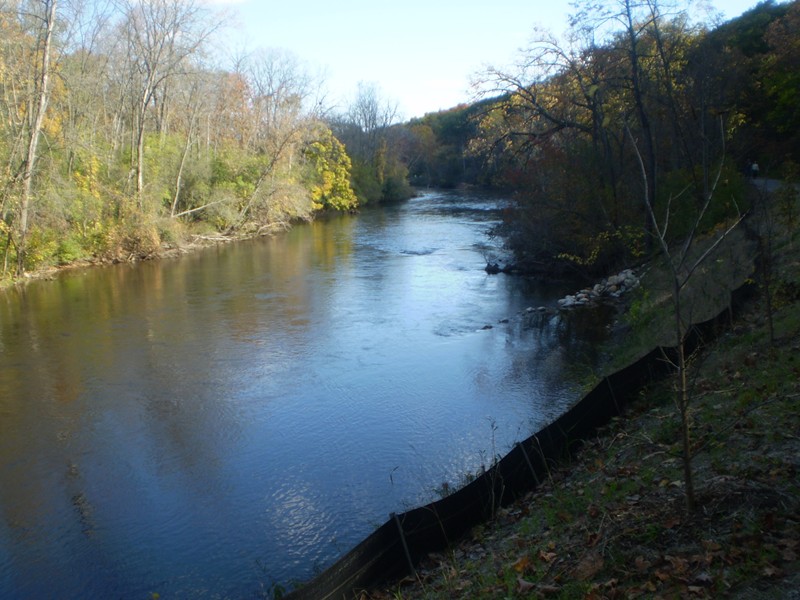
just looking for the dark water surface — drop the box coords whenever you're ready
[0,190,589,598]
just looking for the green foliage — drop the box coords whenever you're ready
[349,160,383,205]
[55,235,84,265]
[210,145,275,204]
[381,173,414,203]
[654,164,749,243]
[20,226,58,271]
[405,103,487,188]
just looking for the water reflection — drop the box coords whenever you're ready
[0,190,605,598]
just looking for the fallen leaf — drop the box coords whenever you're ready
[666,555,690,575]
[517,577,535,593]
[539,550,557,563]
[512,555,532,573]
[573,550,604,581]
[693,572,713,586]
[536,583,561,595]
[635,556,651,571]
[763,565,783,578]
[688,585,705,595]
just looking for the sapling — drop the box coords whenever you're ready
[628,119,744,512]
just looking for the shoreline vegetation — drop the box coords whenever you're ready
[358,190,799,599]
[0,221,290,290]
[3,1,797,290]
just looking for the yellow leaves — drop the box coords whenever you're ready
[558,225,645,267]
[43,112,62,138]
[304,127,357,212]
[512,555,531,573]
[73,155,102,200]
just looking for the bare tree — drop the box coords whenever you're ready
[169,77,201,217]
[114,0,217,207]
[230,48,318,228]
[344,81,398,160]
[13,0,58,274]
[629,118,743,512]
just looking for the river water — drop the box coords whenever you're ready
[0,190,597,598]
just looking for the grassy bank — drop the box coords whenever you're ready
[369,189,800,599]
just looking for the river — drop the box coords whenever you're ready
[0,189,599,598]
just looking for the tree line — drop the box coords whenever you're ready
[3,0,797,283]
[399,0,798,277]
[0,0,406,279]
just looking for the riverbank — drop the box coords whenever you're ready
[367,196,800,598]
[0,224,287,292]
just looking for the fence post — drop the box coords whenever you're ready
[392,512,416,577]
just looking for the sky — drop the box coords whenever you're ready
[208,0,764,120]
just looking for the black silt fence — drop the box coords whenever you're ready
[285,280,756,600]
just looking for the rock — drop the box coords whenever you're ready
[555,267,638,310]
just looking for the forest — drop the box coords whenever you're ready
[1,0,797,282]
[0,0,372,280]
[401,0,799,277]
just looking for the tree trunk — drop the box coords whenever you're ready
[136,98,147,208]
[18,0,57,275]
[625,0,657,248]
[673,287,696,512]
[171,104,198,217]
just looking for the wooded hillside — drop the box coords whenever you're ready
[399,0,798,277]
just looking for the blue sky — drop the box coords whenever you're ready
[208,0,764,120]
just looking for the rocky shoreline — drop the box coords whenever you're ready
[556,268,639,309]
[479,268,640,332]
